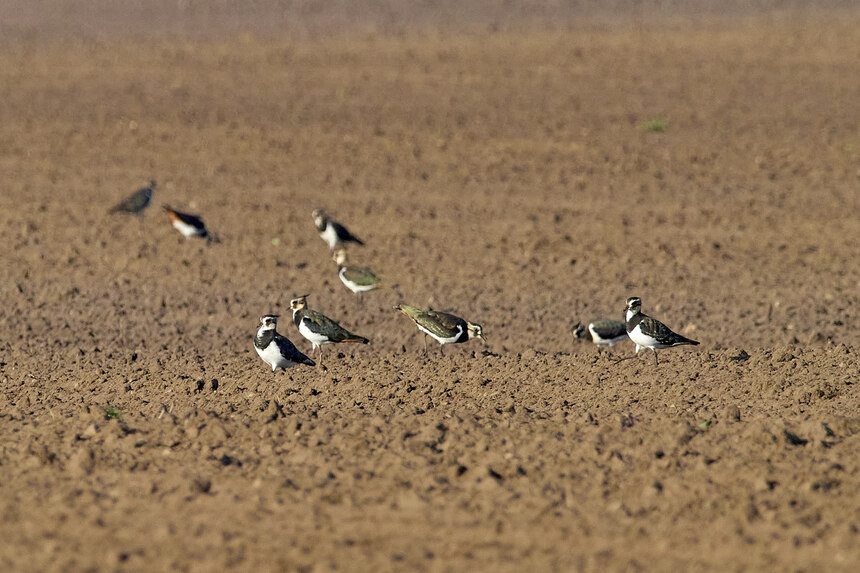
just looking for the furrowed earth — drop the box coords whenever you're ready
[1,4,859,571]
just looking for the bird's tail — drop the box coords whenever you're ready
[343,335,370,344]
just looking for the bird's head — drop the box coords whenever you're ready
[312,209,327,229]
[467,322,485,341]
[332,248,348,265]
[289,295,309,311]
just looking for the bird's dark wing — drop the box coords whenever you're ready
[174,210,206,230]
[640,316,699,346]
[590,319,627,341]
[341,265,380,286]
[275,333,315,365]
[397,305,464,338]
[303,309,367,343]
[332,221,364,245]
[110,187,152,214]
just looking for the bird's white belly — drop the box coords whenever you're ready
[320,225,338,248]
[172,219,201,238]
[299,320,331,348]
[628,324,662,351]
[417,324,462,345]
[256,341,295,370]
[339,269,376,293]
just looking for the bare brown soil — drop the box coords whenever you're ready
[1,7,859,572]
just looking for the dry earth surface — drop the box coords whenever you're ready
[1,3,859,572]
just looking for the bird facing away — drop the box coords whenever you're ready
[290,295,369,364]
[162,205,211,242]
[624,297,699,365]
[573,318,628,349]
[313,208,364,251]
[110,180,156,215]
[394,304,484,355]
[333,249,381,295]
[254,315,315,372]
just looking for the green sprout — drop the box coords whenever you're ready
[639,117,668,133]
[103,405,123,421]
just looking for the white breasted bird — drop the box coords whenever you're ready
[573,318,628,349]
[394,304,485,355]
[162,205,211,242]
[290,295,369,365]
[313,208,364,251]
[110,180,156,216]
[333,248,381,295]
[624,297,699,365]
[254,315,315,372]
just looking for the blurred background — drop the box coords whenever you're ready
[2,0,858,40]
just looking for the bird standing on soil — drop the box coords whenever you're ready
[290,295,370,365]
[313,208,364,252]
[573,318,628,350]
[333,248,381,296]
[162,205,211,242]
[624,297,699,365]
[254,315,316,372]
[109,180,156,216]
[394,304,485,355]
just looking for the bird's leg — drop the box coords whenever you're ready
[440,344,444,357]
[423,335,428,355]
[654,350,659,367]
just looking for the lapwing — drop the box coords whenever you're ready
[109,180,156,216]
[624,297,699,365]
[162,205,211,242]
[313,208,364,251]
[254,315,315,372]
[290,295,369,365]
[333,249,381,295]
[573,318,628,350]
[394,304,484,355]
